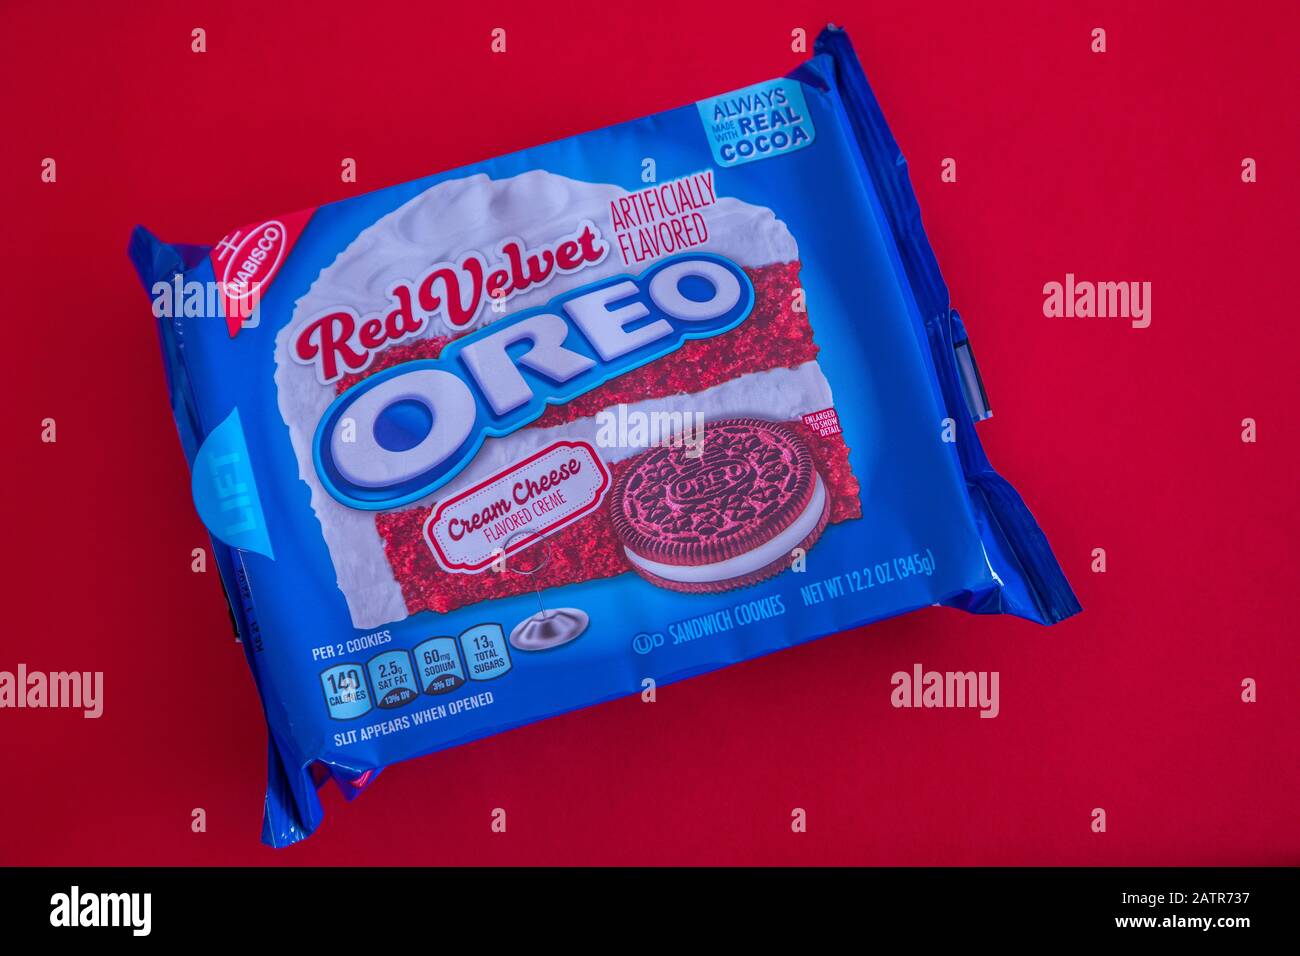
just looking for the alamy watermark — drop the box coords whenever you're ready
[891,663,999,718]
[0,664,102,718]
[1043,273,1151,329]
[50,886,150,936]
[151,276,259,322]
[594,403,705,458]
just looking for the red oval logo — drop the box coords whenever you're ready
[220,220,286,306]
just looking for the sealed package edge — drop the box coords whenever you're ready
[129,26,1080,846]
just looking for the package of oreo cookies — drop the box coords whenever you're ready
[130,26,1079,845]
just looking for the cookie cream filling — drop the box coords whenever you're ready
[623,474,827,584]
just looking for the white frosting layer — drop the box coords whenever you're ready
[273,170,808,628]
[291,170,798,336]
[625,475,827,584]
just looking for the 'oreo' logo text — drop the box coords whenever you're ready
[314,254,755,509]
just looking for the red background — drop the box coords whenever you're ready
[2,0,1296,865]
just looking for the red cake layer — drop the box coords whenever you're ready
[532,262,815,428]
[335,335,453,394]
[375,422,861,615]
[799,419,862,525]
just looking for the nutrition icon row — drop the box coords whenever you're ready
[319,623,512,720]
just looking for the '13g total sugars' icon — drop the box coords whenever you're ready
[632,632,664,655]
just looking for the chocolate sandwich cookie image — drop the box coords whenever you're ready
[610,418,830,592]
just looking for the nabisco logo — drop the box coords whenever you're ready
[215,219,286,312]
[211,207,315,336]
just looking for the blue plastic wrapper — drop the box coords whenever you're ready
[130,27,1079,846]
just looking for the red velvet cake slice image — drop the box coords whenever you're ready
[274,171,862,627]
[610,419,832,592]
